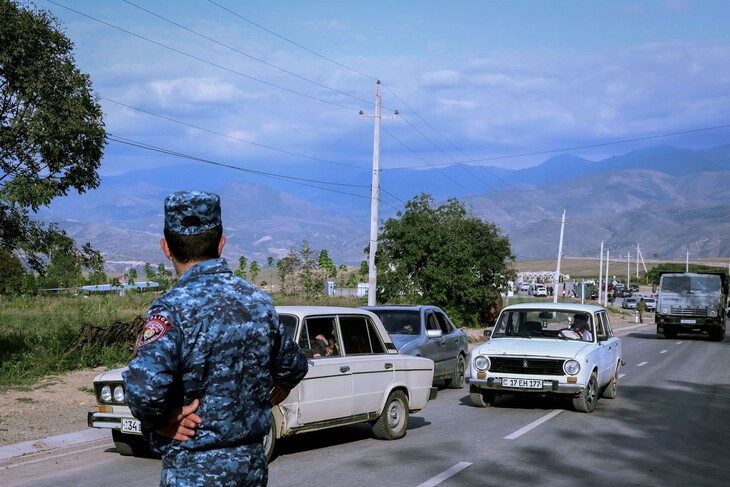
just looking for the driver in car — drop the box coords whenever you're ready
[571,313,593,341]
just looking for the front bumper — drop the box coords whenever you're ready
[88,410,142,435]
[467,377,584,394]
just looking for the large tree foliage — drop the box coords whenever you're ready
[1,1,107,272]
[375,193,515,326]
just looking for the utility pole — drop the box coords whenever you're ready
[554,209,566,303]
[360,81,397,306]
[604,249,610,307]
[598,241,604,304]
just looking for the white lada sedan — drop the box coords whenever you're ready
[88,306,437,460]
[467,303,623,413]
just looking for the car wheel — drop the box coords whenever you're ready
[572,372,598,413]
[665,326,677,339]
[601,361,620,399]
[372,390,409,440]
[446,355,466,389]
[112,429,151,457]
[469,385,495,408]
[264,414,277,463]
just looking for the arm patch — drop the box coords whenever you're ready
[137,314,174,348]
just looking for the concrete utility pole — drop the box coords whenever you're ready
[360,81,397,306]
[554,209,566,303]
[598,241,604,304]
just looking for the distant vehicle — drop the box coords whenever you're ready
[643,297,656,311]
[467,302,623,413]
[629,284,640,292]
[622,298,637,309]
[519,283,530,292]
[656,272,727,341]
[613,286,632,298]
[534,285,548,297]
[362,305,469,389]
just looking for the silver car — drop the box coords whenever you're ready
[362,305,469,389]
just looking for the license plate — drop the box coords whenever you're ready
[121,418,142,433]
[680,319,696,324]
[502,378,543,389]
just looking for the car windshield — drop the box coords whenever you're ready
[368,309,420,335]
[492,309,593,339]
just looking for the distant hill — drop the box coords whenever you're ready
[38,144,730,272]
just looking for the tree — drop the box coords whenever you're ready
[1,1,107,273]
[0,247,24,295]
[298,240,318,298]
[249,260,260,285]
[277,249,300,295]
[41,234,103,288]
[375,193,515,326]
[235,256,248,280]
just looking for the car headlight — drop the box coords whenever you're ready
[564,360,580,375]
[709,310,717,317]
[100,385,112,403]
[113,385,125,403]
[661,307,669,314]
[474,355,490,371]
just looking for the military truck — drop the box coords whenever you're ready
[655,272,727,341]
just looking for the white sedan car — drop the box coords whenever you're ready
[88,306,437,460]
[467,303,623,413]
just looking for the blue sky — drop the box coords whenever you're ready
[39,0,730,182]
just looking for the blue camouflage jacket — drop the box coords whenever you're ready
[123,258,308,453]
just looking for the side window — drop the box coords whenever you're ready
[298,317,338,359]
[434,312,453,334]
[594,313,609,340]
[339,315,386,355]
[426,312,440,332]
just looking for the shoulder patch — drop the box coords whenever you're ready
[137,314,174,348]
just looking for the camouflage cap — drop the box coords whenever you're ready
[164,191,222,235]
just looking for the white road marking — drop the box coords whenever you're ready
[417,462,472,487]
[504,409,563,440]
[637,361,648,367]
[676,341,683,344]
[660,350,668,354]
[619,374,626,378]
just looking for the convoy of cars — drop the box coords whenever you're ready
[88,300,626,460]
[467,303,623,413]
[88,306,438,460]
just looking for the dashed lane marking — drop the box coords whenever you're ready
[417,462,472,487]
[504,409,563,440]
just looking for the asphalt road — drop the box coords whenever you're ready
[2,326,728,487]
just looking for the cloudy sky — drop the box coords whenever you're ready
[39,0,730,186]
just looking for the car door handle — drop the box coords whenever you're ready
[384,363,393,369]
[340,366,350,373]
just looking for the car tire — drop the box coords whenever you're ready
[264,414,277,463]
[665,326,677,339]
[572,372,598,413]
[446,355,466,389]
[112,429,151,457]
[601,362,620,399]
[372,390,409,440]
[469,385,495,408]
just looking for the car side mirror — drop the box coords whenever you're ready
[483,329,492,338]
[427,329,443,339]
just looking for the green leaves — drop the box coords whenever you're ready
[1,1,107,273]
[375,194,515,326]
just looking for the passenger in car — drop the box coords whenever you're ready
[312,333,335,357]
[572,313,593,341]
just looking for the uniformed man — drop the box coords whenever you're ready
[123,191,308,486]
[636,297,647,323]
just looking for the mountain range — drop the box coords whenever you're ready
[38,144,730,273]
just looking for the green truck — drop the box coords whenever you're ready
[655,272,727,341]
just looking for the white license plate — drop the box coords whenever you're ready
[502,378,543,389]
[121,418,142,433]
[680,319,696,324]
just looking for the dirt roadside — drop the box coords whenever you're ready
[0,315,648,448]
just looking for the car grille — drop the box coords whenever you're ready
[489,357,565,375]
[669,307,708,317]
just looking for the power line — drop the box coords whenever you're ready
[46,1,363,112]
[102,97,368,170]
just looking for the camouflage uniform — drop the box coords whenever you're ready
[123,191,308,486]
